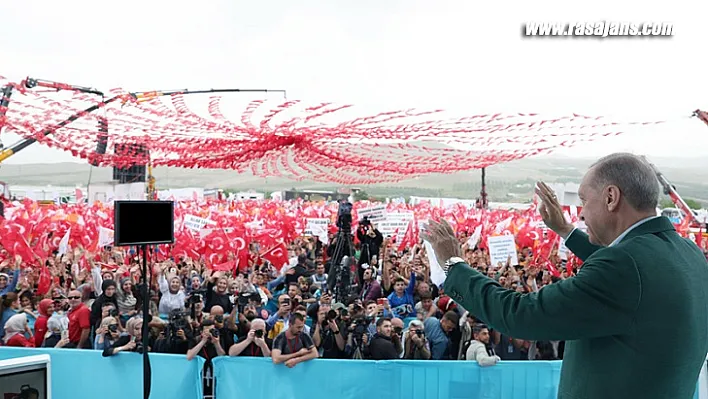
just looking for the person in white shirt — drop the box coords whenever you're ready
[465,324,500,367]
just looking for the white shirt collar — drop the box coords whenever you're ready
[609,216,660,247]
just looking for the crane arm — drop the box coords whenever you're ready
[0,76,287,164]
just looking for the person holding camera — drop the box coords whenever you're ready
[402,319,431,360]
[343,315,370,359]
[94,316,123,350]
[228,318,271,357]
[187,319,226,397]
[266,294,292,340]
[208,305,235,351]
[356,217,383,283]
[364,317,402,360]
[313,304,346,359]
[102,317,146,357]
[186,319,227,361]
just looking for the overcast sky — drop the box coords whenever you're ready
[1,0,707,164]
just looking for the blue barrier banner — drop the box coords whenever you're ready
[0,347,204,399]
[214,358,563,399]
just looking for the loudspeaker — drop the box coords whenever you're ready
[90,116,109,167]
[114,201,174,246]
[112,143,149,183]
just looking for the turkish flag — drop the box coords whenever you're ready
[212,259,235,272]
[262,243,289,269]
[398,220,416,252]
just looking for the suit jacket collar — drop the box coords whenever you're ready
[618,216,675,244]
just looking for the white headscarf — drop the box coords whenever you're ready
[45,315,64,339]
[3,313,27,343]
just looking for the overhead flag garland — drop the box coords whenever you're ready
[0,75,665,184]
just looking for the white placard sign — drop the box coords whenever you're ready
[183,214,216,232]
[377,220,410,242]
[385,212,415,222]
[357,205,387,222]
[376,212,415,241]
[487,235,519,267]
[304,218,330,236]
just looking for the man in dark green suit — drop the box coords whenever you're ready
[423,153,708,399]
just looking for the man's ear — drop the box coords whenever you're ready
[605,185,621,212]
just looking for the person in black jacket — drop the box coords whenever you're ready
[356,217,383,284]
[90,280,118,328]
[186,319,226,397]
[205,272,233,314]
[365,317,401,360]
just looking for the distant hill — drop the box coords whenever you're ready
[1,155,707,205]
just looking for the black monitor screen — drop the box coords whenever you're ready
[114,201,175,246]
[0,367,47,399]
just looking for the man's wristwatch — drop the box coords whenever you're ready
[442,257,465,276]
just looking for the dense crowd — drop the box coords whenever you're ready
[1,210,706,397]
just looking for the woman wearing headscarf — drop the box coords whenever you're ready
[90,280,118,328]
[157,268,186,315]
[115,278,138,325]
[34,299,54,347]
[3,313,34,347]
[42,314,70,348]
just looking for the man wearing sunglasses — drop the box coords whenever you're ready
[67,290,91,349]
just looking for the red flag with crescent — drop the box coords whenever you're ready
[262,243,289,270]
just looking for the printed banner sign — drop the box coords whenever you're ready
[183,214,216,232]
[356,205,387,222]
[487,235,519,267]
[377,212,415,242]
[304,218,330,236]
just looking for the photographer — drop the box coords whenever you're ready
[228,318,271,357]
[234,300,260,341]
[365,317,402,360]
[102,317,146,357]
[94,316,122,351]
[208,305,235,351]
[153,308,191,354]
[313,305,346,359]
[266,294,292,340]
[356,217,383,276]
[344,314,373,359]
[402,319,431,360]
[187,319,226,397]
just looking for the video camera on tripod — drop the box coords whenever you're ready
[337,200,353,231]
[167,308,191,338]
[326,200,356,303]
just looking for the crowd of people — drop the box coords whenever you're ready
[1,206,706,397]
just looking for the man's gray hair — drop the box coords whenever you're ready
[589,152,660,212]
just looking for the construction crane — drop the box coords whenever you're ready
[0,76,286,204]
[641,155,703,231]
